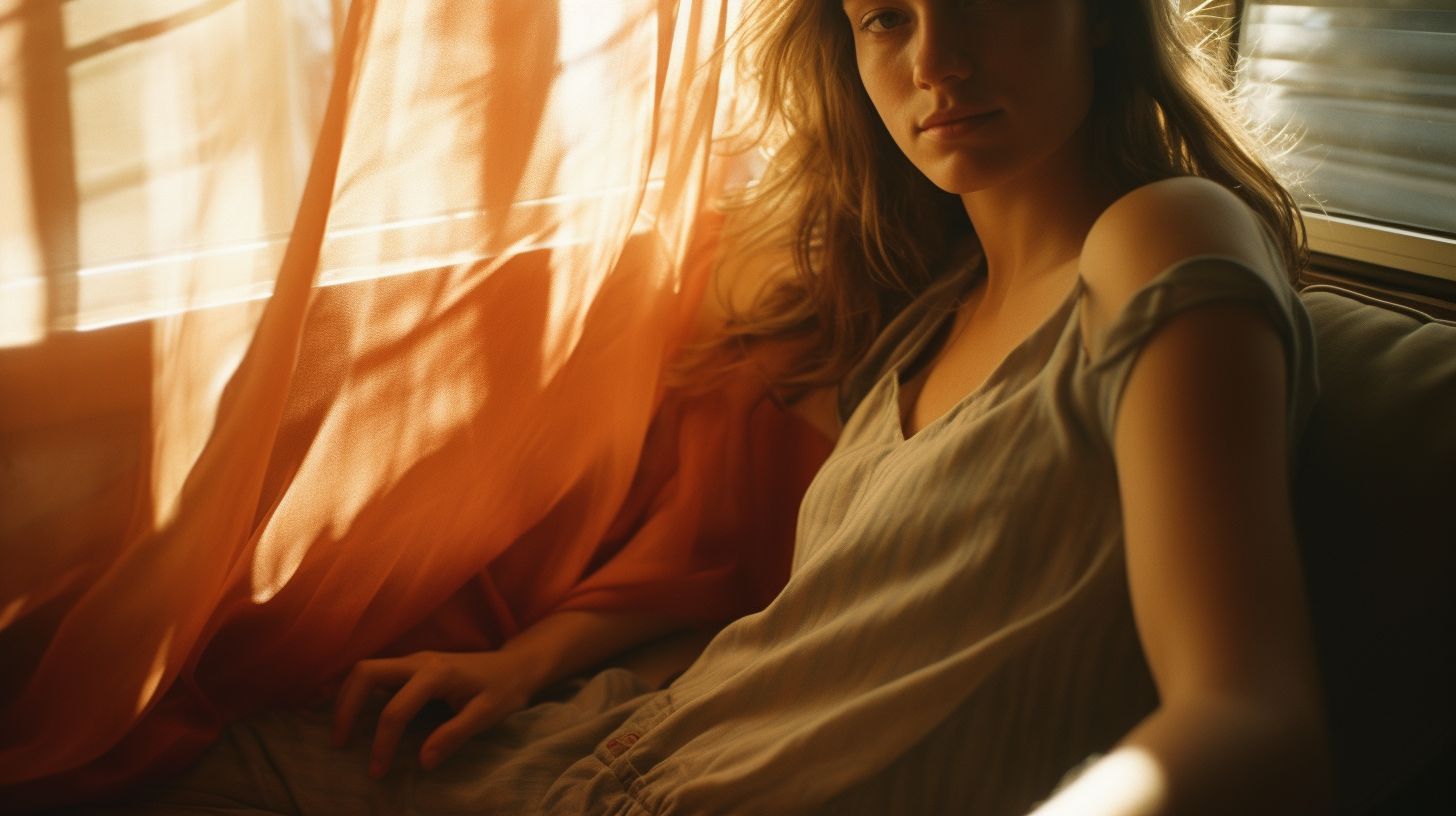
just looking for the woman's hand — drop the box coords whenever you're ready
[331,607,688,777]
[332,648,547,776]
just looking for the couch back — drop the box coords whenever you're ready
[1293,285,1456,813]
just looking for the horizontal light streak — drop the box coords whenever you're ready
[75,179,666,278]
[2,181,665,340]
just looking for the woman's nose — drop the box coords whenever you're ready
[912,16,972,90]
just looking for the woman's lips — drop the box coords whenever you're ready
[919,110,1001,140]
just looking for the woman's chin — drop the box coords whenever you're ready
[911,152,1020,197]
[923,168,1004,198]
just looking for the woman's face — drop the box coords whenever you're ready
[842,0,1101,194]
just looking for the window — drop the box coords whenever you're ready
[0,0,342,346]
[0,2,685,348]
[1238,0,1456,284]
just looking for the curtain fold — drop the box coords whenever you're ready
[0,0,829,808]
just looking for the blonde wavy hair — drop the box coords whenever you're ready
[674,0,1304,404]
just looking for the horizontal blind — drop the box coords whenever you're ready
[1239,0,1456,237]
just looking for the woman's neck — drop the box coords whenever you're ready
[961,128,1121,300]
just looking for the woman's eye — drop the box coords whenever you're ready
[859,10,909,33]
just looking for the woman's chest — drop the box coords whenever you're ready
[793,348,1104,577]
[900,270,1082,439]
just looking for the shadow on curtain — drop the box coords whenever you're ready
[0,0,830,808]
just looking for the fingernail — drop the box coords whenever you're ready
[369,759,385,778]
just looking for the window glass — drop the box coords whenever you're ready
[1239,0,1456,237]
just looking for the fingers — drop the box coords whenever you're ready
[369,670,440,777]
[332,651,524,776]
[420,694,507,771]
[332,657,415,748]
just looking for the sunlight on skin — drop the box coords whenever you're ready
[134,624,175,717]
[1029,747,1169,816]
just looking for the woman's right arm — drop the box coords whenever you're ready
[332,607,690,776]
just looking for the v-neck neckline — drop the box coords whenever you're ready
[889,275,1084,442]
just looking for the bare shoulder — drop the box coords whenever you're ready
[1079,176,1274,326]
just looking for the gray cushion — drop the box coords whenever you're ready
[1293,285,1456,813]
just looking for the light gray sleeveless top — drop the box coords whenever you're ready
[550,248,1319,815]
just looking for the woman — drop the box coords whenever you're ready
[111,0,1330,813]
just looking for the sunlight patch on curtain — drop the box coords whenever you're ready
[0,1,48,345]
[0,0,337,345]
[0,0,685,361]
[134,625,176,716]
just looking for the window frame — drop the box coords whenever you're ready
[1305,212,1456,286]
[1229,0,1456,303]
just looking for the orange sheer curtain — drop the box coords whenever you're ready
[0,0,829,808]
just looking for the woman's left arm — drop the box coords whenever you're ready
[1036,179,1331,815]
